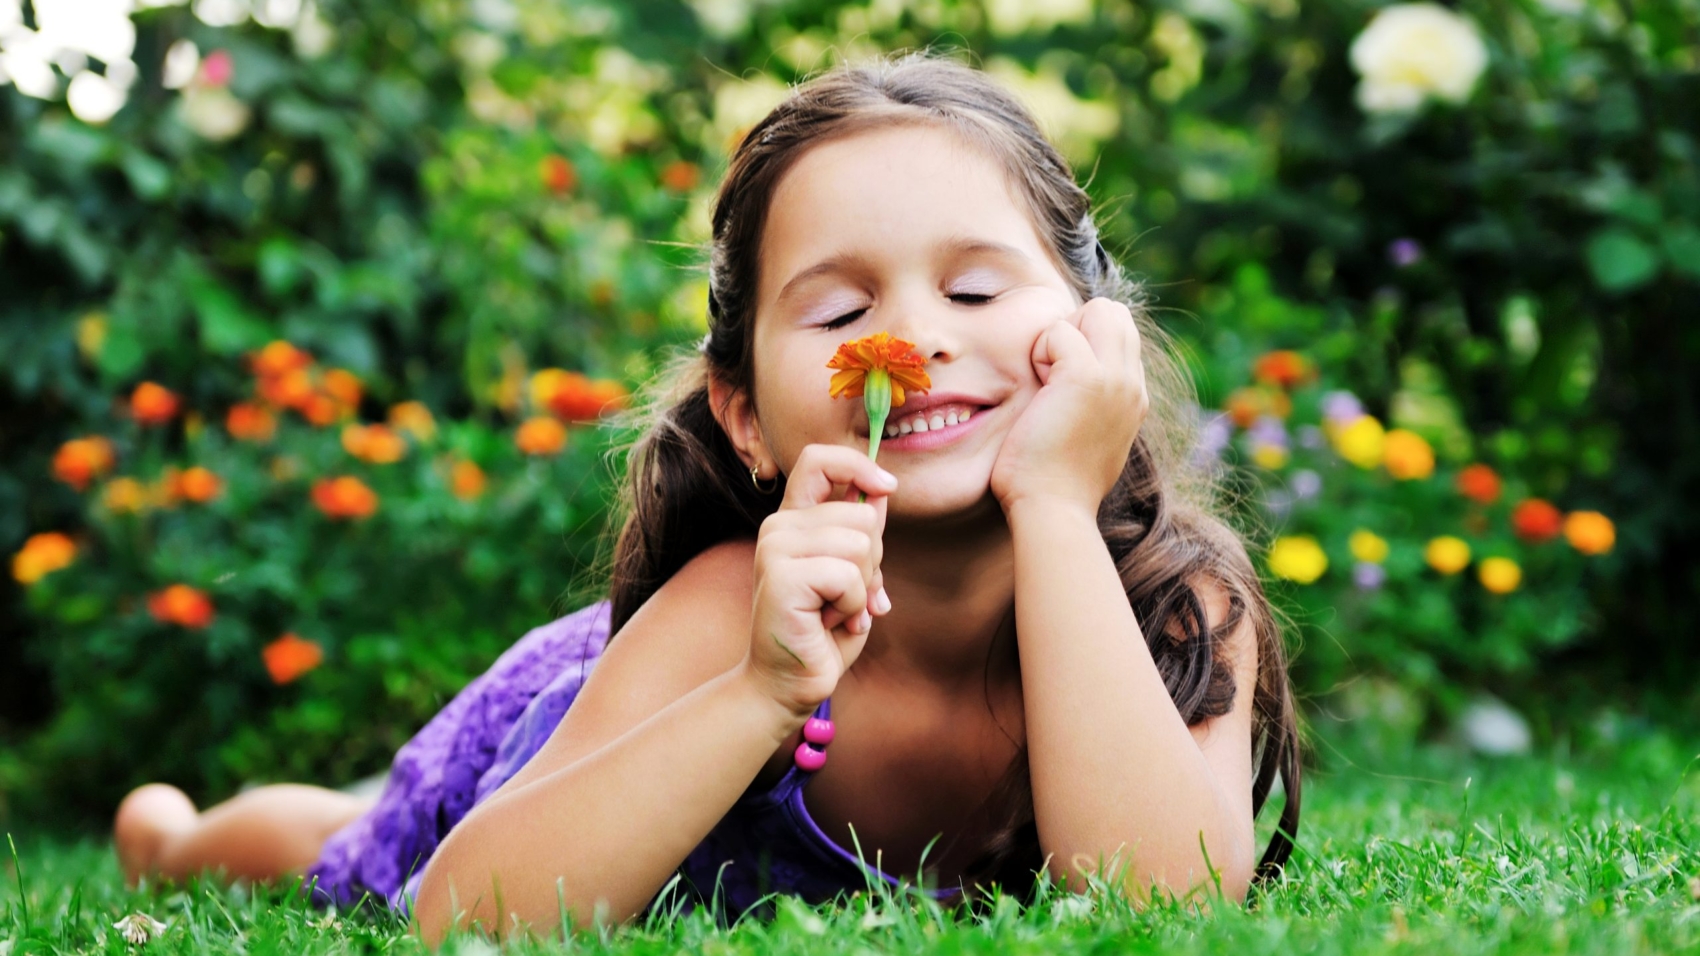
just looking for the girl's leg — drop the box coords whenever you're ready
[114,782,375,888]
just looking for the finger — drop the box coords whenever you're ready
[1035,317,1098,379]
[767,500,884,538]
[781,556,870,633]
[869,566,890,616]
[783,444,898,510]
[1078,298,1132,366]
[762,525,877,589]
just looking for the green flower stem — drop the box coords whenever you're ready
[859,368,891,503]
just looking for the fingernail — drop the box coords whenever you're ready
[854,609,872,633]
[874,587,891,614]
[876,468,898,488]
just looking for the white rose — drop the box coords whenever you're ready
[1349,3,1488,114]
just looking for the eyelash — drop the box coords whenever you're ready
[819,293,996,330]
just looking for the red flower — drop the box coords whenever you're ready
[130,382,180,425]
[263,633,324,684]
[1456,464,1501,505]
[540,155,576,195]
[660,160,700,192]
[148,584,215,629]
[226,402,277,442]
[312,476,379,519]
[1252,350,1310,389]
[1511,498,1563,542]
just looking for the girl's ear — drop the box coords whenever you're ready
[706,373,770,472]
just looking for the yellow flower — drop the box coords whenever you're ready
[1349,529,1390,564]
[1382,429,1435,480]
[388,401,438,442]
[1251,444,1290,470]
[1268,535,1328,584]
[1562,511,1615,556]
[1478,557,1521,594]
[1425,536,1471,575]
[1332,415,1386,469]
[102,477,150,514]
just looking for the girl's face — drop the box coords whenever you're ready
[747,123,1081,519]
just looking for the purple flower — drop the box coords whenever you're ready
[1388,238,1423,267]
[1291,469,1322,500]
[1248,414,1289,450]
[1322,390,1364,427]
[1354,561,1387,591]
[1265,489,1294,519]
[1298,424,1326,450]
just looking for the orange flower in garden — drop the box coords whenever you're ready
[226,402,276,442]
[321,368,362,411]
[540,154,577,195]
[260,368,316,410]
[450,459,486,500]
[1563,510,1615,555]
[130,382,180,425]
[52,436,117,490]
[1478,557,1522,594]
[1511,498,1563,543]
[516,416,568,456]
[389,401,437,442]
[1225,386,1292,429]
[147,584,215,628]
[250,340,312,378]
[302,392,341,427]
[11,532,76,585]
[1252,350,1310,389]
[341,423,407,464]
[150,467,183,509]
[263,633,324,684]
[1382,429,1435,480]
[174,466,224,503]
[534,370,629,421]
[660,159,700,192]
[102,477,149,513]
[311,476,379,520]
[1456,464,1501,505]
[825,333,932,407]
[1424,536,1471,575]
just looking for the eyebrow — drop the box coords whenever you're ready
[773,236,1034,306]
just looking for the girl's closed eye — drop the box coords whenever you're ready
[820,308,868,331]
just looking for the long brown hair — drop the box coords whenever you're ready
[599,51,1300,893]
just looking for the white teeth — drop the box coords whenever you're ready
[944,411,959,426]
[884,423,899,438]
[899,420,913,435]
[911,417,928,433]
[929,414,945,430]
[879,404,982,439]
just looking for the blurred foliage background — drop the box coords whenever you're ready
[1,0,1696,824]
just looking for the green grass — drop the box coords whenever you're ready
[4,727,1697,955]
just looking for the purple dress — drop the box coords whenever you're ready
[303,599,960,918]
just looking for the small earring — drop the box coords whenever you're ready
[750,463,779,494]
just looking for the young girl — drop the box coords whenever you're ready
[114,52,1300,942]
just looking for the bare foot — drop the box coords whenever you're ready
[114,784,198,887]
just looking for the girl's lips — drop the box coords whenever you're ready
[870,403,995,453]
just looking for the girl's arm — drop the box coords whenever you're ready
[1007,496,1259,902]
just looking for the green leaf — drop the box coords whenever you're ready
[1661,222,1700,280]
[187,272,272,355]
[97,321,145,379]
[120,151,172,201]
[1585,228,1659,292]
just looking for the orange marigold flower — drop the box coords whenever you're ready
[103,477,149,514]
[321,368,362,412]
[175,466,224,503]
[250,340,313,378]
[52,436,117,490]
[540,154,577,195]
[302,392,341,427]
[825,333,932,407]
[259,367,316,410]
[1456,463,1501,505]
[1382,429,1435,480]
[1225,386,1291,429]
[1424,536,1472,575]
[516,416,568,456]
[341,423,407,464]
[1511,498,1563,543]
[1563,510,1615,556]
[130,382,180,426]
[262,633,324,684]
[147,584,215,629]
[388,401,437,442]
[450,459,486,500]
[12,532,76,585]
[227,402,276,442]
[537,371,629,421]
[311,476,379,520]
[660,159,700,192]
[1252,350,1310,389]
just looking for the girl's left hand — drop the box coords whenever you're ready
[990,297,1149,516]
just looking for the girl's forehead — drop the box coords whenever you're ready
[757,124,1052,291]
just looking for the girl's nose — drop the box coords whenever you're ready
[883,297,959,363]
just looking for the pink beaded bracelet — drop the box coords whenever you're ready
[793,717,835,771]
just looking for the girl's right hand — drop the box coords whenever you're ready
[743,443,896,717]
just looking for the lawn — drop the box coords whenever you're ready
[4,725,1697,955]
